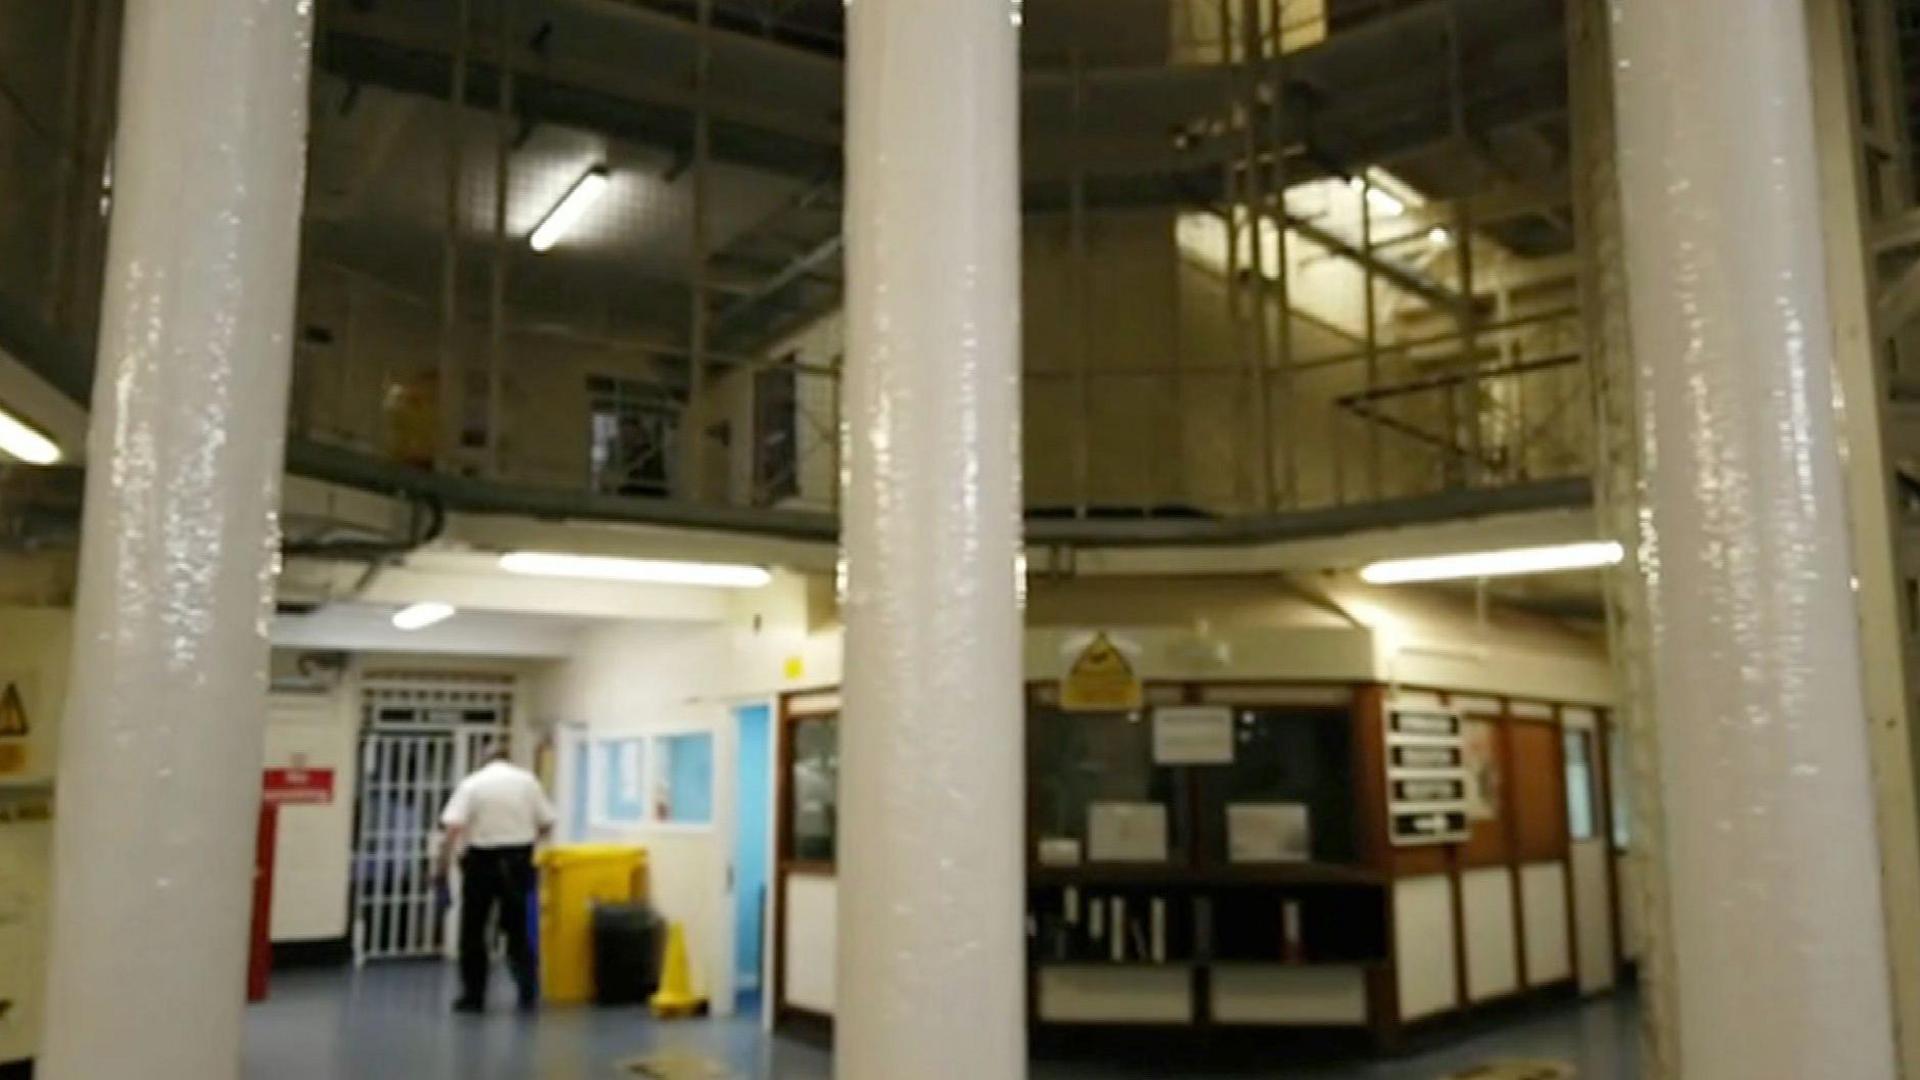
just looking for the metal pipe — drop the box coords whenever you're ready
[683,0,713,500]
[1361,177,1382,498]
[837,0,1023,1073]
[488,0,516,478]
[1610,0,1899,1075]
[1239,0,1277,511]
[1453,198,1480,486]
[1268,0,1297,507]
[440,0,471,470]
[37,0,313,1075]
[1218,0,1251,509]
[1070,47,1091,519]
[1165,186,1187,509]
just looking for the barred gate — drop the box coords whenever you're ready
[350,674,513,964]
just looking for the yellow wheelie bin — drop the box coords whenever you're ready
[536,844,648,1005]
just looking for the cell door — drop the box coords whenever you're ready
[350,675,512,964]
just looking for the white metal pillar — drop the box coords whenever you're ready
[38,0,312,1077]
[1610,2,1898,1077]
[836,0,1024,1074]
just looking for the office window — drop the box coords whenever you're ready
[653,732,715,825]
[1564,730,1598,843]
[587,730,714,829]
[752,361,800,506]
[788,714,839,862]
[587,374,678,497]
[1610,723,1632,850]
[593,738,648,826]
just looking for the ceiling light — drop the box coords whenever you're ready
[1359,541,1624,585]
[1346,175,1406,218]
[529,166,609,253]
[392,601,456,631]
[0,406,60,465]
[1365,186,1405,218]
[1427,226,1452,247]
[499,551,772,589]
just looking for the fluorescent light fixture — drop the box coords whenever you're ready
[1346,174,1406,218]
[529,166,609,253]
[392,601,456,631]
[1359,541,1624,585]
[499,551,772,589]
[1366,186,1406,218]
[0,406,60,464]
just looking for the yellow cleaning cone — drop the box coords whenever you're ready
[650,919,705,1018]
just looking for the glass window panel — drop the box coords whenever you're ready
[653,732,714,825]
[1564,730,1597,843]
[598,738,647,825]
[1610,722,1631,850]
[1198,706,1356,864]
[789,715,839,862]
[1030,705,1186,864]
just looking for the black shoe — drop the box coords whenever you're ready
[516,996,538,1014]
[452,997,485,1014]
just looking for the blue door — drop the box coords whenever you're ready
[732,704,773,1005]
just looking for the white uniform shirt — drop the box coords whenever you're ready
[440,760,557,849]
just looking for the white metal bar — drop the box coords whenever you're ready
[837,0,1024,1073]
[1610,0,1899,1075]
[406,736,427,958]
[373,736,395,958]
[38,0,312,1072]
[1805,0,1920,1069]
[440,0,470,470]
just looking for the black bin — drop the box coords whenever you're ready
[591,903,661,1006]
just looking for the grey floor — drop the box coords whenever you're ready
[244,964,1638,1079]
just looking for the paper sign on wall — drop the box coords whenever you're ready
[1152,706,1234,765]
[263,767,336,806]
[1087,802,1168,863]
[1060,632,1143,712]
[1384,703,1471,847]
[1228,803,1311,863]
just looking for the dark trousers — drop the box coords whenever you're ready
[459,845,536,1004]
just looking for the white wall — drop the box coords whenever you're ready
[530,570,841,1005]
[534,620,734,1002]
[1324,579,1613,705]
[263,664,359,943]
[0,607,66,1066]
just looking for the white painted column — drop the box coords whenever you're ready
[836,0,1024,1075]
[38,1,312,1077]
[1610,2,1898,1078]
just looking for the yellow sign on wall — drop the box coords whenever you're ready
[1060,632,1144,713]
[0,679,29,777]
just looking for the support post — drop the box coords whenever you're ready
[1238,0,1277,511]
[683,0,713,500]
[1360,178,1382,499]
[837,0,1024,1074]
[1267,0,1297,507]
[440,0,470,470]
[487,0,515,478]
[1608,1,1899,1076]
[1069,46,1091,519]
[1805,0,1920,1072]
[38,0,313,1076]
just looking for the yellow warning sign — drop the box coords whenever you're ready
[1060,632,1143,713]
[0,679,29,777]
[0,682,27,737]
